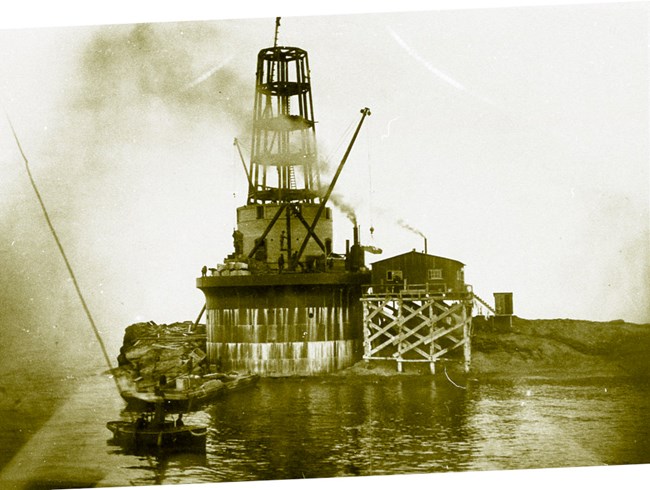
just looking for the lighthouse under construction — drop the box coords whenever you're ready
[197,20,372,376]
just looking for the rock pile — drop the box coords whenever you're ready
[116,321,207,392]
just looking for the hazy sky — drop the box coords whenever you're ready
[1,2,648,354]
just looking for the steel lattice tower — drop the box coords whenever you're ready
[247,46,320,204]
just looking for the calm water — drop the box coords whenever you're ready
[1,372,649,487]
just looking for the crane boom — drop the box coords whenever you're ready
[293,107,371,266]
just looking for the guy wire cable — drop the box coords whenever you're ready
[4,111,120,391]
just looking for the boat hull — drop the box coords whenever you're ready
[120,373,259,412]
[106,420,207,451]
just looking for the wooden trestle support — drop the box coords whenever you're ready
[361,289,473,373]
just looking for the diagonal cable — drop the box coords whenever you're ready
[5,112,119,390]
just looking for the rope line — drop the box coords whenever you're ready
[444,365,467,390]
[5,113,119,391]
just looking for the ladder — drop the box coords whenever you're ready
[288,166,297,189]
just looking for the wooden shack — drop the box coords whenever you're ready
[362,250,473,373]
[370,251,465,294]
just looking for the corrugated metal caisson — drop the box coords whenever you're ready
[198,272,369,375]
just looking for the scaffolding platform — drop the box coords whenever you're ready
[361,287,473,373]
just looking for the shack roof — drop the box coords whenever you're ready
[370,250,465,267]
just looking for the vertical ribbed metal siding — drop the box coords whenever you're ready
[206,339,358,375]
[204,284,364,375]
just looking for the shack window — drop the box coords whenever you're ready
[325,208,332,220]
[387,270,403,282]
[428,269,443,280]
[256,206,264,219]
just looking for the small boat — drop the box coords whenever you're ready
[119,372,260,412]
[106,420,208,451]
[107,409,208,451]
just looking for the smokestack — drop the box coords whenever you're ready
[424,237,428,255]
[348,225,365,272]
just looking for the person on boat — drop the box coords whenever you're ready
[176,414,184,427]
[155,374,167,396]
[153,401,165,429]
[135,413,147,430]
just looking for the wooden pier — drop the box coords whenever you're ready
[361,286,473,373]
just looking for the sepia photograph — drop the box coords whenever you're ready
[0,1,648,488]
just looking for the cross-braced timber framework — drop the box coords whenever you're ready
[361,287,473,373]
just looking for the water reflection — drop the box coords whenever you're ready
[465,378,650,470]
[101,375,650,485]
[203,376,475,480]
[118,451,209,487]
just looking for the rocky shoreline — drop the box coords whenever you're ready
[470,316,650,380]
[342,316,650,380]
[113,316,650,381]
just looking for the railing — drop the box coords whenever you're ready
[362,283,474,301]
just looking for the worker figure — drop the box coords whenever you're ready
[291,251,304,271]
[154,375,167,399]
[233,229,244,256]
[201,265,207,277]
[153,400,165,428]
[176,413,184,428]
[278,253,285,272]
